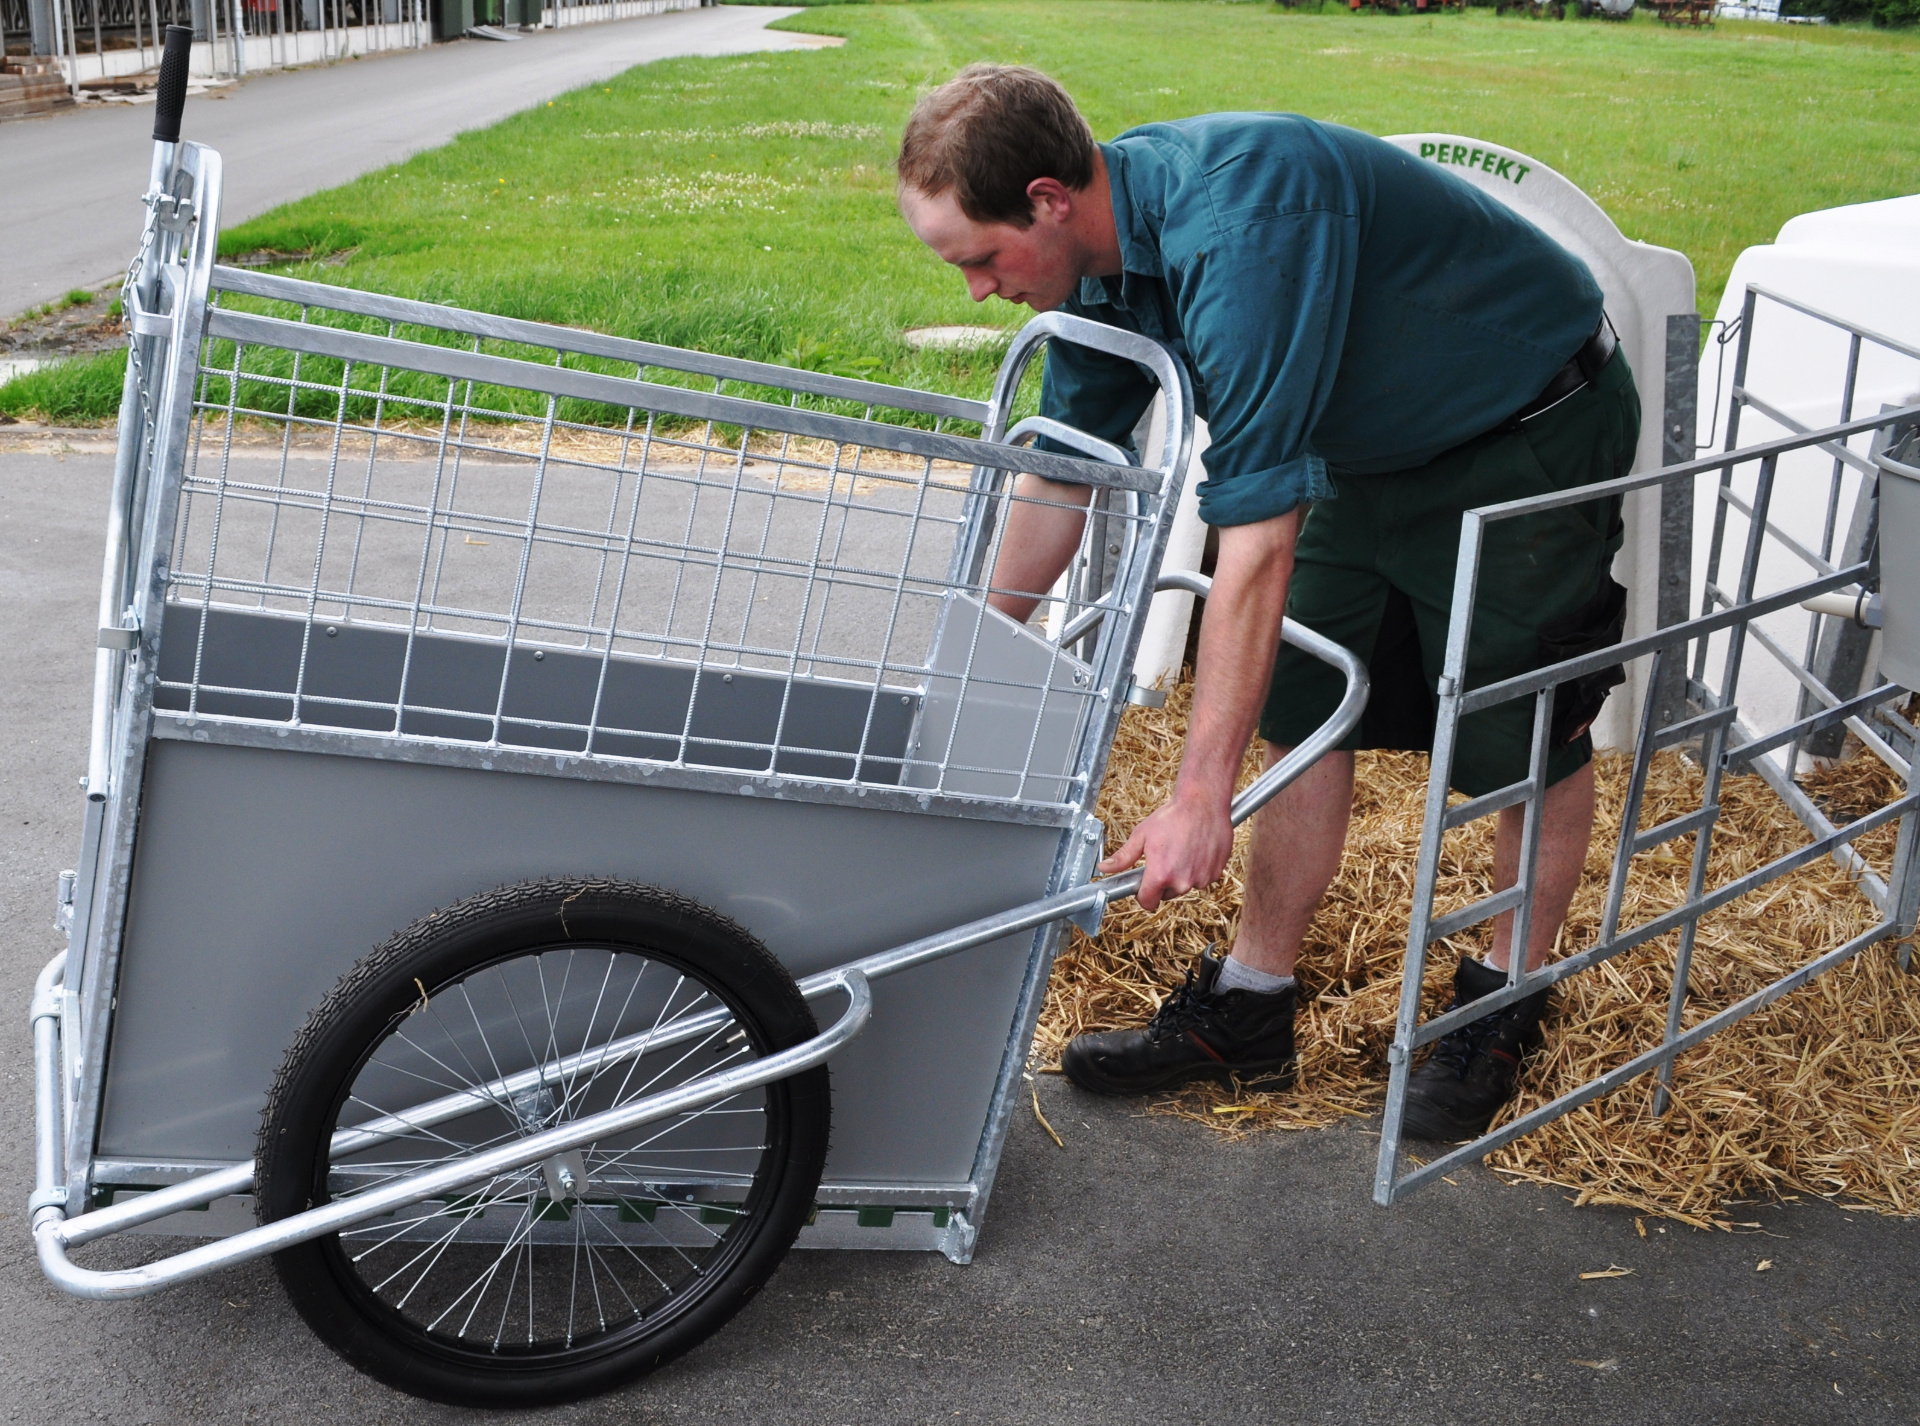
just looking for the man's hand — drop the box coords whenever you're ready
[1098,789,1235,912]
[1094,509,1301,913]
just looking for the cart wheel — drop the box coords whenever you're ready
[256,878,829,1407]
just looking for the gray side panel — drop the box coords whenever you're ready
[99,741,1061,1188]
[156,605,918,783]
[905,591,1092,803]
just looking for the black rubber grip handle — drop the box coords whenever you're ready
[152,25,193,145]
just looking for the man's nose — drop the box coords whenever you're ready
[964,271,997,302]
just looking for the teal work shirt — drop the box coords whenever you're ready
[1041,115,1605,526]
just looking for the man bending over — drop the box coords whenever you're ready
[897,65,1636,1140]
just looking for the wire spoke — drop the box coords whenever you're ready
[327,944,772,1352]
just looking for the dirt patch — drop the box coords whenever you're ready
[3,279,124,359]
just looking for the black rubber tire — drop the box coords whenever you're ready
[256,878,829,1407]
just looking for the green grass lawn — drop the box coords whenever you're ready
[7,1,1918,421]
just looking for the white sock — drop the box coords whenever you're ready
[1215,954,1294,996]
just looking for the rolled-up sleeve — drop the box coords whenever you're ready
[1182,209,1356,526]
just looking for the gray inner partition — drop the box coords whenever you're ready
[155,605,921,781]
[101,739,1061,1190]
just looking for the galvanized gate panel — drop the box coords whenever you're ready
[1374,290,1920,1205]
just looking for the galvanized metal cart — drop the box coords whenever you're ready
[29,51,1366,1407]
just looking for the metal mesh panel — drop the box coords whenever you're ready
[156,272,1164,817]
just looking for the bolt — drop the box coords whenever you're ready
[325,625,338,637]
[533,649,545,661]
[723,672,733,683]
[557,1164,576,1195]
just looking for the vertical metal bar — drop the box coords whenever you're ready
[759,440,850,770]
[1376,508,1487,1206]
[255,336,306,609]
[1891,800,1920,974]
[657,414,722,669]
[1721,286,1759,457]
[423,354,480,631]
[673,425,755,765]
[1656,314,1699,729]
[389,376,463,734]
[848,457,939,784]
[582,412,658,755]
[1693,289,1759,686]
[1599,647,1668,944]
[1655,450,1778,1116]
[288,359,353,724]
[580,401,640,654]
[1501,689,1556,983]
[183,336,245,714]
[1790,333,1863,772]
[339,332,396,621]
[487,395,558,744]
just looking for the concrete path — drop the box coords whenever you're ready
[1,436,1915,1423]
[1,6,818,319]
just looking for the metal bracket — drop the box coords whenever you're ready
[97,626,140,651]
[150,194,195,234]
[29,1186,68,1213]
[54,870,75,935]
[1065,816,1108,936]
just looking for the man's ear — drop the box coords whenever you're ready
[1025,176,1075,225]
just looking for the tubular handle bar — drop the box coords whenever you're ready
[31,575,1366,1298]
[152,27,192,146]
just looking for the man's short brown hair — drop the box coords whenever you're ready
[897,64,1097,228]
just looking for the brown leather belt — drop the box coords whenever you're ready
[1510,318,1619,426]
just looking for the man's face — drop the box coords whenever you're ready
[899,185,1084,313]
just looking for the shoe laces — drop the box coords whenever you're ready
[1426,999,1510,1079]
[1145,964,1222,1043]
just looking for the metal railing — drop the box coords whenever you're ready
[1372,289,1920,1204]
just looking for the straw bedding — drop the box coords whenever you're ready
[1036,680,1920,1225]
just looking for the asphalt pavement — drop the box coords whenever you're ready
[0,5,818,319]
[1,433,1914,1422]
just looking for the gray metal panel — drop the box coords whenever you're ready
[157,604,919,782]
[905,591,1092,804]
[99,740,1062,1188]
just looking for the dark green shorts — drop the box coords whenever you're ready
[1260,348,1641,798]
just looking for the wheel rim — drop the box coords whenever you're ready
[315,942,784,1359]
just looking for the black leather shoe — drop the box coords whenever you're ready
[1060,949,1296,1096]
[1400,957,1550,1142]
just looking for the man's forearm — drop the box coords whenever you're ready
[1171,513,1299,811]
[984,474,1095,625]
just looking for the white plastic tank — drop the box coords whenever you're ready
[1695,192,1920,738]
